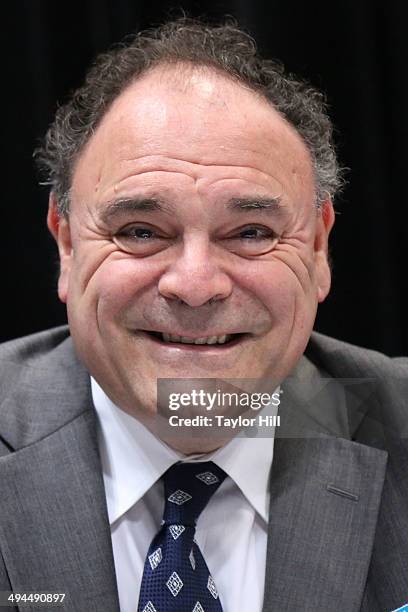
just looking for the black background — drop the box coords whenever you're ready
[3,0,407,355]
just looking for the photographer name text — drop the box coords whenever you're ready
[168,414,280,428]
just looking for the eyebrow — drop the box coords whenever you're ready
[99,198,172,223]
[226,197,283,214]
[99,195,284,223]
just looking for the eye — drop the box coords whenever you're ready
[223,225,279,256]
[126,227,154,239]
[113,224,169,256]
[238,227,271,240]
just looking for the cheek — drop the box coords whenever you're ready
[238,259,308,315]
[80,257,162,322]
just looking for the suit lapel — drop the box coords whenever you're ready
[262,436,387,611]
[0,409,120,612]
[261,357,388,612]
[0,333,120,611]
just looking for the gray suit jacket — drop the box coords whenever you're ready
[0,326,407,611]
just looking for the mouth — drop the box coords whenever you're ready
[141,331,248,348]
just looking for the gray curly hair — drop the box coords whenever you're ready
[35,17,344,216]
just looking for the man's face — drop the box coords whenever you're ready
[48,65,334,430]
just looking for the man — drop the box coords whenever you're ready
[0,17,407,612]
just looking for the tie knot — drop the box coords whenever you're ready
[162,461,227,527]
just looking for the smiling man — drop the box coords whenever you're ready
[49,61,333,450]
[0,17,407,612]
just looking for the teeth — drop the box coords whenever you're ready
[161,333,233,345]
[194,337,208,344]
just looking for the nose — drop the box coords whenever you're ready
[158,235,233,307]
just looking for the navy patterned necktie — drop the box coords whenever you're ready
[138,461,227,612]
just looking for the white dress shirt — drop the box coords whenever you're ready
[92,377,276,612]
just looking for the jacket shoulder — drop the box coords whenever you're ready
[0,325,71,367]
[307,331,408,379]
[0,326,91,451]
[306,331,408,447]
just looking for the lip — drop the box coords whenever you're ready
[136,330,250,351]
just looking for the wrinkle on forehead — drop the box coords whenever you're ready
[71,63,315,211]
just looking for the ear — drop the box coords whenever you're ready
[47,192,72,304]
[314,198,335,302]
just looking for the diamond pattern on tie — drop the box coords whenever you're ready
[169,524,185,540]
[166,571,184,596]
[207,575,218,599]
[142,602,157,612]
[148,548,162,570]
[168,489,192,505]
[196,471,219,485]
[137,461,227,611]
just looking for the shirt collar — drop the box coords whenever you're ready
[91,377,275,526]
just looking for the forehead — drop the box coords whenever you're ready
[71,64,315,208]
